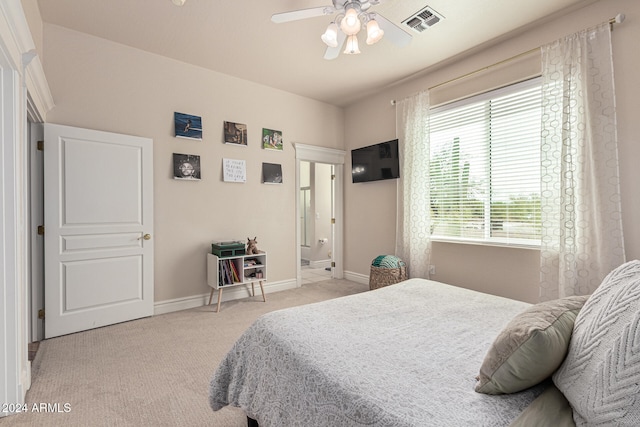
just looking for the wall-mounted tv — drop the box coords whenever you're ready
[351,139,400,183]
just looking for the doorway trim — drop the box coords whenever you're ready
[0,0,54,416]
[294,143,345,286]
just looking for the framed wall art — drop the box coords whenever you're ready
[262,162,283,184]
[174,112,202,140]
[262,128,283,151]
[223,158,247,183]
[223,121,247,146]
[173,153,201,180]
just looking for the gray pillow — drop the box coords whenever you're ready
[553,260,640,426]
[475,295,588,395]
[509,384,575,427]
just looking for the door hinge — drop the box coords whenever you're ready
[331,262,336,267]
[331,218,336,224]
[331,174,335,180]
[37,225,44,235]
[38,309,45,319]
[37,140,44,151]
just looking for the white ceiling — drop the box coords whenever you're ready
[36,0,594,107]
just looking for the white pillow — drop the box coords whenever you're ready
[553,260,640,426]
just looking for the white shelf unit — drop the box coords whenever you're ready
[207,252,267,312]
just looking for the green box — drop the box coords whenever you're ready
[212,241,245,257]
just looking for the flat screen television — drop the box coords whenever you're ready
[351,139,400,183]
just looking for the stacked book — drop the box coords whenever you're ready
[218,259,240,286]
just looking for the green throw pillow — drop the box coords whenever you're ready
[509,384,575,427]
[475,295,589,395]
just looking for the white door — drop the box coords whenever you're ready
[44,124,154,338]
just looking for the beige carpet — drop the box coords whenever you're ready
[2,279,368,427]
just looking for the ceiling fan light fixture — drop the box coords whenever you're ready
[340,8,361,35]
[344,34,361,55]
[366,19,384,45]
[321,22,339,47]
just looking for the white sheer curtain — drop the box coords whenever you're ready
[539,23,625,300]
[395,91,431,278]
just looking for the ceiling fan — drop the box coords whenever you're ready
[271,0,412,60]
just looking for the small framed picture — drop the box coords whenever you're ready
[262,128,283,151]
[222,158,247,183]
[262,162,283,184]
[173,153,201,180]
[174,112,202,140]
[223,121,248,145]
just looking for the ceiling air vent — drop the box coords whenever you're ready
[402,6,444,33]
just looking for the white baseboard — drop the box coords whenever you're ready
[153,278,298,315]
[344,270,369,285]
[154,273,369,316]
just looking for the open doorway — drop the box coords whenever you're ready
[294,144,345,287]
[300,161,333,284]
[29,122,45,345]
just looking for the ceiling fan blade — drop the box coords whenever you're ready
[271,7,335,24]
[375,14,412,48]
[323,31,347,60]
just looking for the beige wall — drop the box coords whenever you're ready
[344,0,640,303]
[41,24,344,303]
[32,0,640,306]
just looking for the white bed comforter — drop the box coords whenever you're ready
[209,279,545,426]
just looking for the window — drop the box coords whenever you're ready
[429,78,541,246]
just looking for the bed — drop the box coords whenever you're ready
[208,278,548,426]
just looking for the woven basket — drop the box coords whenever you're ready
[369,256,407,290]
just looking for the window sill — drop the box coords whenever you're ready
[430,236,541,250]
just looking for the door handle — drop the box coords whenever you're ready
[138,234,151,241]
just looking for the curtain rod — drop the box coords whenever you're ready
[391,13,625,106]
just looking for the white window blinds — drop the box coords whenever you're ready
[429,78,541,245]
